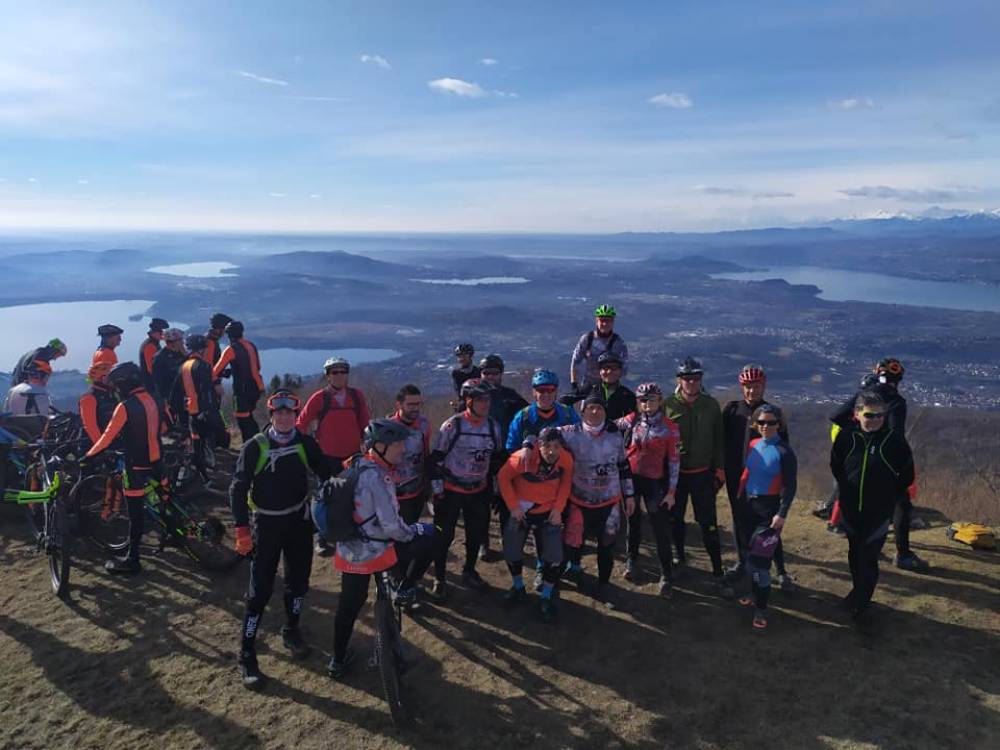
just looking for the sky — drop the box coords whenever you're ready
[0,0,998,233]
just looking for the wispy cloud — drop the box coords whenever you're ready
[648,92,693,109]
[237,70,289,87]
[479,58,498,66]
[77,178,89,185]
[360,54,391,70]
[696,185,794,199]
[428,78,485,97]
[268,192,285,198]
[286,95,348,102]
[829,97,875,110]
[839,184,975,202]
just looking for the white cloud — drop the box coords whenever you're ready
[428,78,485,97]
[27,177,38,183]
[286,95,348,102]
[838,184,976,202]
[695,185,794,199]
[480,58,498,66]
[360,54,391,70]
[77,178,89,185]
[830,97,875,110]
[309,193,321,199]
[237,70,289,87]
[493,90,518,99]
[648,92,693,109]
[268,192,285,198]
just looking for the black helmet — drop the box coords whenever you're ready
[107,362,143,394]
[185,333,208,352]
[676,357,704,377]
[98,323,124,337]
[454,343,475,356]
[149,317,169,332]
[874,357,905,383]
[479,353,504,372]
[597,350,623,367]
[363,418,411,450]
[460,378,492,400]
[210,312,233,330]
[225,320,244,338]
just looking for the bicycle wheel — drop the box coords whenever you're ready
[170,498,242,572]
[47,499,72,598]
[74,474,130,552]
[374,597,409,726]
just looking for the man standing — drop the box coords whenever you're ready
[172,334,226,477]
[152,328,187,408]
[79,361,117,448]
[11,338,66,385]
[93,324,124,368]
[569,304,628,392]
[138,318,169,389]
[664,357,733,599]
[388,384,433,524]
[506,369,580,451]
[451,344,480,399]
[212,320,265,442]
[571,351,636,421]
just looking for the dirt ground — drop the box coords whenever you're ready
[1,481,997,750]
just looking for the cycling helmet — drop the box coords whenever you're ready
[594,304,617,318]
[479,354,504,372]
[676,356,704,377]
[210,312,233,330]
[597,350,623,367]
[454,343,475,356]
[107,362,143,394]
[266,389,301,412]
[185,333,208,352]
[47,338,67,355]
[225,320,244,339]
[363,418,411,450]
[87,361,113,383]
[98,323,124,337]
[149,317,169,332]
[460,378,492,400]
[636,382,662,398]
[874,357,905,382]
[324,356,350,373]
[738,364,766,385]
[163,328,184,343]
[531,369,559,388]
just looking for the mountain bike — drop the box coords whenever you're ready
[371,570,410,726]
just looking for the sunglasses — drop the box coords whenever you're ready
[482,369,502,376]
[599,364,622,370]
[861,411,886,419]
[679,375,702,381]
[534,385,557,394]
[756,419,779,426]
[326,369,349,376]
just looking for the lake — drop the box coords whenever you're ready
[414,277,529,286]
[258,347,401,380]
[146,261,238,278]
[711,265,1000,313]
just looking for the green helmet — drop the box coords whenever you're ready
[594,304,616,318]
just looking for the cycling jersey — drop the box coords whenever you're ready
[296,387,371,460]
[213,338,265,394]
[388,411,431,501]
[497,444,573,516]
[559,422,634,508]
[570,330,628,389]
[616,411,680,488]
[138,336,161,388]
[739,436,797,518]
[431,411,502,494]
[831,425,914,534]
[152,347,185,405]
[722,398,790,478]
[86,387,164,479]
[664,390,724,473]
[172,354,217,417]
[92,345,118,369]
[506,402,580,452]
[11,345,60,385]
[79,382,117,444]
[451,365,481,396]
[3,383,51,416]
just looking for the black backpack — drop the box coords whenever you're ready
[311,456,373,542]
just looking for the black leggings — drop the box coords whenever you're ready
[670,470,724,575]
[627,476,674,578]
[566,504,616,585]
[433,488,491,579]
[893,493,913,557]
[846,525,889,612]
[333,535,437,661]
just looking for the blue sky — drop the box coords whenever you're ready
[0,0,998,232]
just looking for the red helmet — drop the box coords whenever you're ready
[738,364,766,385]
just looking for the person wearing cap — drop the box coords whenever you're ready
[388,384,433,524]
[722,364,794,590]
[93,324,124,368]
[329,419,441,680]
[3,359,52,416]
[569,304,628,392]
[229,389,332,689]
[497,427,572,621]
[569,350,636,421]
[450,343,480,406]
[10,338,66,385]
[138,317,169,389]
[735,404,797,633]
[79,361,117,447]
[616,382,680,597]
[427,377,504,600]
[559,394,635,609]
[172,334,225,477]
[152,328,187,407]
[664,357,733,599]
[212,321,266,442]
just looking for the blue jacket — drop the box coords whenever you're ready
[506,402,580,452]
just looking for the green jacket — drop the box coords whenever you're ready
[664,390,724,472]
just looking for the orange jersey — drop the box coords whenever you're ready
[92,346,118,369]
[497,445,573,516]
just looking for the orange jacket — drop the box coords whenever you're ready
[497,445,573,516]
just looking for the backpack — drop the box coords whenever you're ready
[442,412,501,455]
[947,522,997,551]
[252,433,307,475]
[317,387,365,431]
[311,456,374,543]
[584,330,622,360]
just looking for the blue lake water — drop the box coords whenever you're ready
[711,265,1000,313]
[146,261,238,277]
[257,347,401,380]
[414,276,529,286]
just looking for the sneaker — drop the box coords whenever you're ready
[812,504,832,520]
[622,557,637,582]
[280,626,312,659]
[462,569,489,590]
[394,586,420,612]
[723,565,744,585]
[595,584,617,610]
[538,597,555,623]
[327,649,355,680]
[428,578,449,603]
[838,589,859,612]
[752,609,768,634]
[714,575,736,600]
[503,585,528,605]
[314,540,335,558]
[238,649,265,690]
[658,577,674,600]
[826,524,846,537]
[895,553,930,573]
[105,557,141,575]
[775,573,797,594]
[672,553,686,568]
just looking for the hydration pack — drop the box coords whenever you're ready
[947,522,997,551]
[311,456,373,543]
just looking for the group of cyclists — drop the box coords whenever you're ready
[4,302,920,690]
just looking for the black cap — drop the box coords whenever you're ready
[597,350,623,366]
[582,394,607,410]
[210,312,233,329]
[98,324,124,337]
[149,317,169,332]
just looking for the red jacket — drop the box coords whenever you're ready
[296,386,371,459]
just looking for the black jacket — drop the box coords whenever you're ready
[830,425,914,535]
[487,383,529,447]
[722,398,790,478]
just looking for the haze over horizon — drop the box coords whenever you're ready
[1,1,998,234]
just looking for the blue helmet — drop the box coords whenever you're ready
[531,369,559,388]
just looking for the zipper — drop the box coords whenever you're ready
[858,433,871,511]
